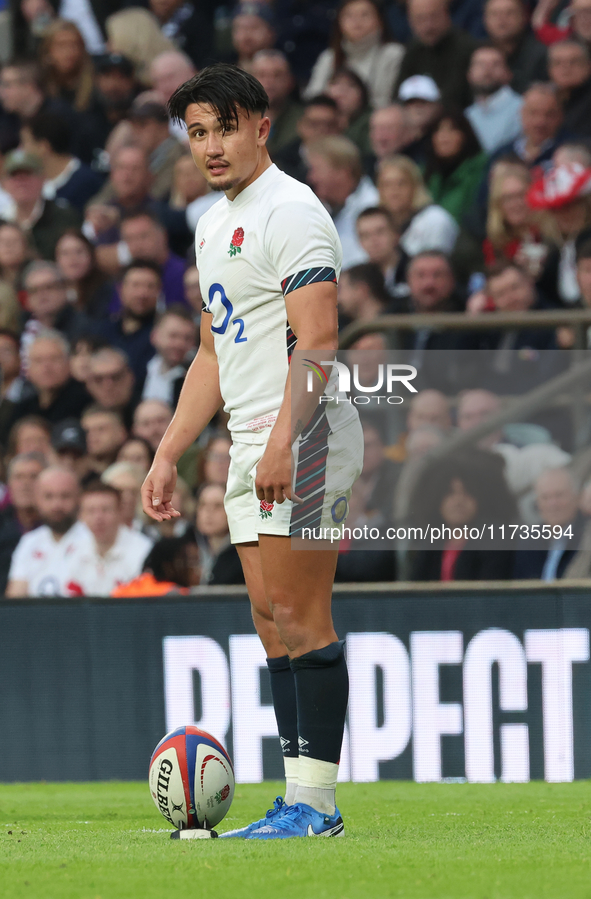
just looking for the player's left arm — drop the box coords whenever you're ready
[255,280,338,505]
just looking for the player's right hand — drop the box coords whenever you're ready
[141,459,181,521]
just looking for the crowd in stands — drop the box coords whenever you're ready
[2,0,591,592]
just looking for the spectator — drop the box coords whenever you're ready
[252,50,303,157]
[387,386,451,464]
[117,437,154,478]
[50,418,89,477]
[148,0,214,69]
[305,0,403,109]
[55,230,113,320]
[356,206,409,298]
[0,330,25,437]
[40,20,95,114]
[326,68,372,155]
[69,334,107,384]
[547,39,591,137]
[376,155,459,256]
[395,0,477,108]
[424,110,487,225]
[105,8,176,87]
[514,467,586,578]
[21,261,89,349]
[195,483,244,584]
[64,481,152,595]
[396,74,443,164]
[405,250,463,314]
[99,261,161,383]
[274,95,342,182]
[77,53,139,164]
[86,144,191,272]
[5,415,52,460]
[81,406,128,478]
[101,461,144,530]
[198,433,232,488]
[5,466,87,597]
[533,0,591,47]
[150,50,196,105]
[334,478,397,582]
[119,212,186,308]
[0,222,32,294]
[407,449,516,580]
[111,536,201,596]
[143,306,196,406]
[338,262,392,323]
[183,265,203,322]
[11,330,91,426]
[171,155,213,213]
[355,415,400,520]
[3,150,80,260]
[368,104,413,168]
[456,387,572,521]
[132,399,173,453]
[528,161,591,306]
[231,3,277,75]
[465,44,524,153]
[0,59,70,152]
[85,347,137,427]
[307,135,379,265]
[128,94,186,201]
[484,0,548,93]
[575,230,591,316]
[490,83,564,168]
[20,111,105,212]
[481,162,553,280]
[0,452,44,594]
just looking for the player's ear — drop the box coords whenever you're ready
[257,114,271,144]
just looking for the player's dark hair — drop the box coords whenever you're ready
[26,111,72,155]
[168,63,269,130]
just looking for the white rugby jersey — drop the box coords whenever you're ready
[195,164,344,437]
[8,521,90,596]
[63,525,152,597]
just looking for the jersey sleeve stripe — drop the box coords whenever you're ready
[281,267,337,296]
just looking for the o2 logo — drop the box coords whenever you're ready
[208,283,247,343]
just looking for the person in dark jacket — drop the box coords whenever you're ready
[548,39,591,138]
[0,452,44,594]
[407,447,517,581]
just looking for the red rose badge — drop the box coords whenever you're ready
[259,499,274,519]
[228,227,244,257]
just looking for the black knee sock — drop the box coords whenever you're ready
[290,640,348,764]
[266,655,299,760]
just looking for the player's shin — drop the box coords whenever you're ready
[266,654,299,805]
[290,639,348,816]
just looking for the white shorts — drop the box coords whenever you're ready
[224,411,364,544]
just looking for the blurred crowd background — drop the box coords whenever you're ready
[1,0,591,594]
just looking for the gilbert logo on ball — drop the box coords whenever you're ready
[149,725,234,830]
[228,227,244,257]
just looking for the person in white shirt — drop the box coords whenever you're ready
[142,305,197,405]
[465,45,524,155]
[6,466,88,597]
[64,482,152,596]
[306,135,379,266]
[133,399,173,452]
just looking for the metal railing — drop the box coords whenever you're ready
[339,308,591,349]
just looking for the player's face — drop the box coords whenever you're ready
[184,103,270,198]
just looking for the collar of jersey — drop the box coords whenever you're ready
[225,163,280,209]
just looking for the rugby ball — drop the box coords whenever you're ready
[149,725,234,829]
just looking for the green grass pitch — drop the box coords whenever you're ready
[1,781,591,899]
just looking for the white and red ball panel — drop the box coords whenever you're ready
[149,726,234,829]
